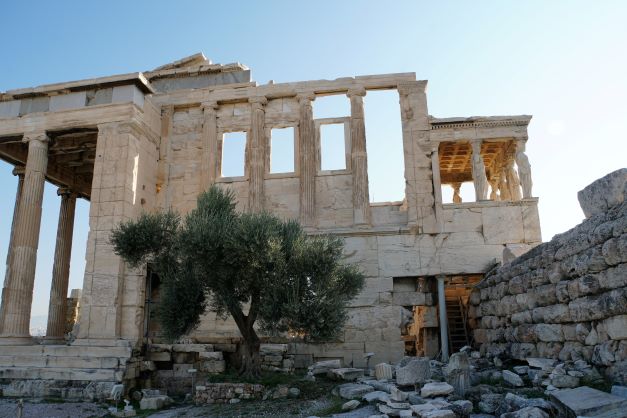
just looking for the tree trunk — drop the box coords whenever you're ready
[238,325,261,379]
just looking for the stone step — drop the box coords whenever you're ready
[0,366,122,382]
[0,355,122,369]
[0,345,132,358]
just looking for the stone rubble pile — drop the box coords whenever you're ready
[316,350,627,417]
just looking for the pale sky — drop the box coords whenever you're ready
[0,1,626,321]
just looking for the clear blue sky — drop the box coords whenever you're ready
[1,1,626,322]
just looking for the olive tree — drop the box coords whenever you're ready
[111,186,364,378]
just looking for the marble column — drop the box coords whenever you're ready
[248,96,267,212]
[347,87,370,226]
[0,166,25,334]
[44,188,77,343]
[201,101,219,191]
[0,132,49,344]
[297,93,316,227]
[470,140,488,201]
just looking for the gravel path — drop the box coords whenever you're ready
[0,399,108,418]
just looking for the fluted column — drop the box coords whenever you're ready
[297,93,316,227]
[0,132,49,344]
[201,101,219,191]
[248,96,267,212]
[470,140,488,201]
[0,166,25,334]
[347,87,370,226]
[44,188,77,343]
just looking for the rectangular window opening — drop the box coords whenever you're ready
[364,90,405,203]
[269,127,295,174]
[313,94,350,119]
[320,123,347,171]
[221,131,246,177]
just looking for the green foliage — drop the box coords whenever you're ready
[110,186,365,345]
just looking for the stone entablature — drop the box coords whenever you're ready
[0,53,542,394]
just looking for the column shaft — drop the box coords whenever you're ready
[298,93,316,227]
[0,167,25,334]
[0,133,49,344]
[248,96,267,212]
[201,102,219,191]
[45,188,77,341]
[348,88,370,226]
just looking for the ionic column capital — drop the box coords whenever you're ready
[22,132,49,144]
[296,92,316,105]
[57,187,77,199]
[249,96,267,108]
[347,87,366,98]
[12,166,25,177]
[201,101,219,112]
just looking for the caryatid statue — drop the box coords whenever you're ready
[515,140,533,198]
[470,141,488,201]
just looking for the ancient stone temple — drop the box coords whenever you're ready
[0,53,540,398]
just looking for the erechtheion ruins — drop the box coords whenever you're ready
[0,53,544,398]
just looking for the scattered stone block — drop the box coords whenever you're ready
[390,385,408,401]
[328,367,364,381]
[551,386,627,417]
[338,383,374,399]
[513,365,529,375]
[526,357,557,370]
[451,400,473,415]
[503,370,525,387]
[363,390,390,403]
[421,410,456,418]
[342,399,360,411]
[139,395,169,410]
[550,374,579,388]
[308,359,341,375]
[420,382,454,398]
[396,357,431,386]
[500,406,549,418]
[375,362,394,380]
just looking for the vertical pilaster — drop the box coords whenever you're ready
[347,88,370,226]
[201,101,219,191]
[248,96,267,212]
[470,140,488,201]
[297,93,316,227]
[45,188,77,342]
[157,105,173,209]
[397,81,436,233]
[0,132,49,344]
[0,166,25,334]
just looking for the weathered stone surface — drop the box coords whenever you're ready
[375,363,393,380]
[551,386,627,417]
[338,383,374,399]
[578,168,627,218]
[396,357,431,386]
[500,406,549,418]
[503,370,524,387]
[341,399,360,411]
[444,352,471,396]
[327,367,364,381]
[420,382,454,398]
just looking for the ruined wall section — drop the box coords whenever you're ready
[469,170,627,383]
